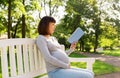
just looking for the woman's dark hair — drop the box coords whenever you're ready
[38,16,56,35]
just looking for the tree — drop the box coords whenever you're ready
[98,0,120,48]
[57,0,100,52]
[39,0,66,17]
[0,0,41,38]
[99,22,118,49]
[8,0,12,38]
[92,0,102,52]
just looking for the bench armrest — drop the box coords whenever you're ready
[69,57,95,71]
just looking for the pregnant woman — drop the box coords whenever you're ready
[36,16,94,78]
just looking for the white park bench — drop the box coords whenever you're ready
[0,38,95,78]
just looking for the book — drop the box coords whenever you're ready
[67,27,84,43]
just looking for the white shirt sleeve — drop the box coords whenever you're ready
[36,36,69,69]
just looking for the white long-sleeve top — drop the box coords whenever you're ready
[36,35,73,72]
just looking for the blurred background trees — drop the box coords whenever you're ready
[0,0,120,52]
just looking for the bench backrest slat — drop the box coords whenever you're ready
[34,45,39,70]
[23,44,29,73]
[9,45,17,76]
[29,44,35,72]
[16,45,24,75]
[1,47,9,78]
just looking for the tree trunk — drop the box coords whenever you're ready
[22,0,26,38]
[49,0,52,16]
[94,17,101,52]
[22,14,25,38]
[94,30,99,52]
[115,20,120,40]
[8,0,12,38]
[79,39,84,52]
[13,18,21,38]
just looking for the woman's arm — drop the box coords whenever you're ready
[65,42,77,55]
[36,36,69,69]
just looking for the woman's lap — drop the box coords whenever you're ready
[48,68,94,78]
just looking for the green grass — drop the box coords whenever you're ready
[70,52,120,76]
[102,49,120,57]
[0,74,1,78]
[93,60,120,75]
[69,52,86,58]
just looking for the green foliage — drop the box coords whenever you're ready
[0,9,7,35]
[99,22,119,48]
[0,0,7,6]
[30,1,42,11]
[12,1,26,18]
[0,0,66,38]
[0,0,41,38]
[56,0,120,52]
[100,38,113,47]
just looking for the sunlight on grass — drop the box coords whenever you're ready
[103,49,120,57]
[71,62,86,69]
[93,60,120,75]
[0,74,1,78]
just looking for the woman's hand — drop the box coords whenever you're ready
[67,64,71,69]
[68,64,71,68]
[70,42,77,51]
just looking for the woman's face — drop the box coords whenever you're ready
[48,22,56,35]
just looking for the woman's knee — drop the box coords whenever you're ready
[88,73,94,78]
[71,68,94,77]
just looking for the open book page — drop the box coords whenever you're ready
[67,27,84,43]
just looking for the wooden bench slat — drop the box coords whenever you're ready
[34,45,39,70]
[29,44,35,71]
[38,51,42,69]
[9,46,17,76]
[16,45,24,75]
[1,47,9,78]
[23,44,29,73]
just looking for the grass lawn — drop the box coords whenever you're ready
[70,52,120,76]
[102,49,120,57]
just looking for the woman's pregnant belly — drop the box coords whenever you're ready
[51,50,69,64]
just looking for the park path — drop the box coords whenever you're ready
[81,52,120,67]
[95,72,120,78]
[80,52,120,78]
